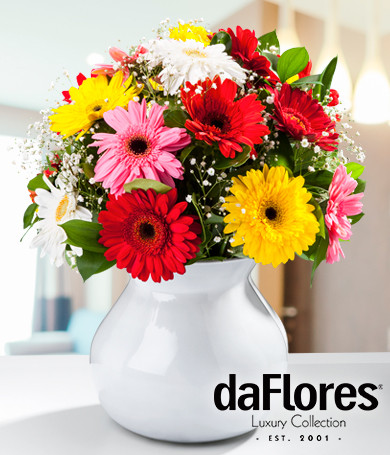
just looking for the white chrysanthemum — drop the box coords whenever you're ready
[31,176,92,266]
[147,39,247,95]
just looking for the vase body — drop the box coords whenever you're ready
[90,259,288,442]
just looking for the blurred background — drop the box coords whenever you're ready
[1,0,389,355]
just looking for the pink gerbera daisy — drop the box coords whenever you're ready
[325,165,364,264]
[90,99,191,195]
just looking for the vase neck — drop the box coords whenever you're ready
[131,259,255,294]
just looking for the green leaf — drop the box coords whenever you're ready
[314,56,337,102]
[123,178,172,194]
[163,108,188,128]
[23,203,38,229]
[258,30,279,54]
[310,232,329,285]
[204,213,225,225]
[310,198,326,238]
[267,132,294,170]
[303,170,333,189]
[82,162,95,179]
[210,31,232,54]
[179,145,196,163]
[263,52,279,71]
[345,162,365,179]
[27,174,50,191]
[214,145,251,170]
[291,74,323,87]
[349,212,365,225]
[76,250,115,281]
[61,220,106,253]
[191,193,208,245]
[232,251,247,259]
[354,178,366,194]
[277,47,309,83]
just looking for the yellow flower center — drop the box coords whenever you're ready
[86,99,107,121]
[56,195,69,222]
[183,48,207,58]
[286,114,306,130]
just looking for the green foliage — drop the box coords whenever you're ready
[310,232,329,285]
[124,178,172,194]
[354,178,366,194]
[310,198,326,239]
[291,74,323,88]
[23,203,38,229]
[210,31,232,54]
[349,213,365,225]
[303,170,333,189]
[258,30,279,54]
[263,52,279,71]
[214,145,251,170]
[82,162,95,179]
[267,132,294,170]
[61,220,106,253]
[27,174,50,191]
[76,250,115,281]
[313,56,337,102]
[163,108,188,128]
[191,193,210,248]
[345,162,365,179]
[300,231,329,285]
[277,47,309,83]
[204,213,225,225]
[179,145,196,163]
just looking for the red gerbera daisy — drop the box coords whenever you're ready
[98,188,201,282]
[271,83,339,151]
[181,76,270,159]
[226,26,278,82]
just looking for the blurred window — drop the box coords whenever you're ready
[0,135,36,353]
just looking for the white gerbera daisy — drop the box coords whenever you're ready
[31,176,92,266]
[147,39,247,95]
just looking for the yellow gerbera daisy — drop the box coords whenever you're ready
[223,165,319,267]
[169,23,211,45]
[49,72,142,139]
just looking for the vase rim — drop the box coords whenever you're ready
[126,257,254,279]
[189,257,253,265]
[128,256,255,292]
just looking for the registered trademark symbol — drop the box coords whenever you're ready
[378,384,383,390]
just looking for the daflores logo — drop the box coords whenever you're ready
[214,374,379,411]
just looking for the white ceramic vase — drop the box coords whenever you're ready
[90,258,288,442]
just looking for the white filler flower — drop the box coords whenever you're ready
[148,39,247,95]
[31,176,92,266]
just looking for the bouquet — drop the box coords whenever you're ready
[21,20,365,283]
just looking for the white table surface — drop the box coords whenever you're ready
[0,353,389,455]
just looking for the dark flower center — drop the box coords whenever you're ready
[139,222,156,240]
[205,113,229,132]
[265,207,277,220]
[122,212,169,254]
[210,119,225,130]
[127,136,150,156]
